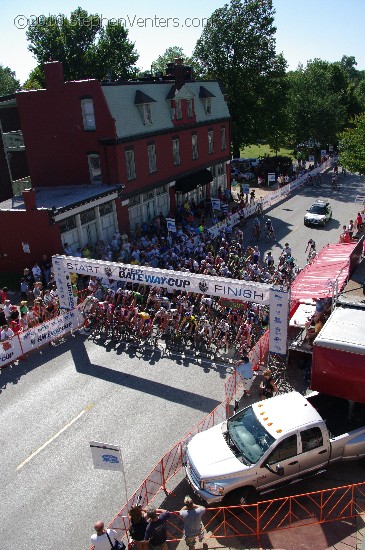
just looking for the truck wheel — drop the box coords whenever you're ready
[225,486,257,506]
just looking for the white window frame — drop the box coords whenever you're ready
[175,99,182,120]
[221,126,226,150]
[192,134,198,160]
[143,103,153,125]
[206,97,212,115]
[187,99,193,118]
[125,149,136,180]
[208,130,214,154]
[88,154,102,184]
[81,99,96,130]
[148,143,157,173]
[173,138,180,165]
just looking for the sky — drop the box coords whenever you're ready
[1,0,365,84]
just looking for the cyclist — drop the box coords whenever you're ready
[264,219,275,240]
[264,251,275,270]
[252,217,260,240]
[281,243,292,258]
[136,311,152,337]
[214,317,230,351]
[305,238,316,254]
[198,315,213,346]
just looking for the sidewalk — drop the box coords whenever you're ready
[174,511,365,550]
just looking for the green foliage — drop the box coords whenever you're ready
[0,64,20,96]
[25,7,139,83]
[193,0,284,156]
[339,113,365,175]
[151,46,201,77]
[287,59,349,148]
[22,66,44,89]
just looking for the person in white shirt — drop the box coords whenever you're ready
[90,521,120,550]
[0,324,14,341]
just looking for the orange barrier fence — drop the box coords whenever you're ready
[104,482,365,547]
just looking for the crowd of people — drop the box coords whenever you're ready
[91,496,206,550]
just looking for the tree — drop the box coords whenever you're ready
[339,113,365,174]
[286,59,349,150]
[193,0,284,156]
[151,46,201,77]
[0,64,20,96]
[25,7,139,83]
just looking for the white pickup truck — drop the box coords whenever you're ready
[185,392,365,504]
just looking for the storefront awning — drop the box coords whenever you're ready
[175,169,213,194]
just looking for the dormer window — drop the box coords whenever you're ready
[134,90,156,126]
[143,103,153,125]
[175,99,182,120]
[199,86,215,116]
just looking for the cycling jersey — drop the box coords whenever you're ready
[138,312,150,320]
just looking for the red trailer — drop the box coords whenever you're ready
[312,307,365,404]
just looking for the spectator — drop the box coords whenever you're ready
[20,278,28,300]
[90,520,120,550]
[0,323,14,342]
[229,355,254,398]
[179,496,206,550]
[32,262,42,282]
[63,242,73,255]
[128,505,148,550]
[260,369,278,399]
[144,506,170,550]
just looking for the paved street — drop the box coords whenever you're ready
[1,167,364,550]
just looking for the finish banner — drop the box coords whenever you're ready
[0,336,23,366]
[54,256,271,307]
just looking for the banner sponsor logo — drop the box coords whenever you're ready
[20,310,79,353]
[269,288,290,355]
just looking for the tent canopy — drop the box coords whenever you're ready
[291,242,360,303]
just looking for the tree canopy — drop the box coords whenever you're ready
[0,64,20,96]
[339,113,365,175]
[193,0,284,156]
[24,7,139,88]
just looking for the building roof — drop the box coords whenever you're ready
[134,90,157,105]
[102,80,230,139]
[0,185,122,212]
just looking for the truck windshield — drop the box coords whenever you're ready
[227,406,275,464]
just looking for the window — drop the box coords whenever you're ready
[217,163,224,177]
[129,194,141,207]
[175,99,182,120]
[300,428,323,452]
[125,149,136,180]
[172,138,180,165]
[221,126,226,150]
[192,134,198,160]
[148,144,157,173]
[59,216,76,233]
[208,130,214,154]
[88,154,102,184]
[187,99,193,118]
[206,97,212,115]
[99,202,113,216]
[80,208,96,224]
[267,435,297,464]
[81,99,96,130]
[143,104,153,125]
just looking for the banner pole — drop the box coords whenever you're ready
[120,446,129,506]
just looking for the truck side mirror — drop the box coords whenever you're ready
[276,464,284,476]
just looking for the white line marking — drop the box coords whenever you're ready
[16,403,93,471]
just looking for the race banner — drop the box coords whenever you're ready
[55,255,271,306]
[0,336,23,367]
[269,288,290,355]
[20,309,80,353]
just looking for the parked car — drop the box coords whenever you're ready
[304,199,332,226]
[231,167,252,182]
[185,391,365,505]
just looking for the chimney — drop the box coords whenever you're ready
[44,61,64,90]
[22,188,37,211]
[174,58,185,90]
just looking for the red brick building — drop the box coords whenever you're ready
[0,60,231,273]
